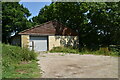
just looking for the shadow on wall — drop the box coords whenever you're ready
[55,36,79,49]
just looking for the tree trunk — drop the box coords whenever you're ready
[78,32,84,52]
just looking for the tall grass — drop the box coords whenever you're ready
[50,46,79,54]
[50,46,119,56]
[2,43,38,78]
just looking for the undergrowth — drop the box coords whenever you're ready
[50,46,79,54]
[2,43,40,78]
[50,46,120,57]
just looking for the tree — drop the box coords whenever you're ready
[32,2,120,50]
[2,2,33,43]
[88,2,120,46]
[32,2,90,50]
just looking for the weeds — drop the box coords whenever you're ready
[50,46,79,54]
[50,46,119,57]
[2,43,40,78]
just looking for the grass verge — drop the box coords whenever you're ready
[50,46,79,54]
[50,46,120,57]
[2,43,41,78]
[3,60,41,78]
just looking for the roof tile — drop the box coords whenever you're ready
[19,20,78,36]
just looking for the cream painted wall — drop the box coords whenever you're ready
[21,35,78,51]
[21,35,29,48]
[48,36,79,50]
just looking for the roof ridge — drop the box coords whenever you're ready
[18,20,78,36]
[19,20,54,34]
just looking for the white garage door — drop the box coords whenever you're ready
[29,36,48,52]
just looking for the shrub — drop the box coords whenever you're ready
[50,46,79,54]
[50,46,119,57]
[109,45,120,52]
[2,43,38,78]
[2,44,37,66]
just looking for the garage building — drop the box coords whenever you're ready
[11,20,79,52]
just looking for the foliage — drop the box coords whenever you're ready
[50,46,119,57]
[2,2,34,43]
[109,45,120,52]
[2,44,39,78]
[80,50,119,57]
[2,61,41,78]
[88,2,120,45]
[50,46,79,54]
[32,2,120,49]
[2,2,120,50]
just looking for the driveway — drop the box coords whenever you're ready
[37,53,118,78]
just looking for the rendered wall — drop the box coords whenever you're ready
[21,35,29,48]
[48,36,79,50]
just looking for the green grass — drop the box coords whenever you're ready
[3,60,41,78]
[2,43,41,78]
[50,46,79,54]
[79,50,119,56]
[50,46,120,57]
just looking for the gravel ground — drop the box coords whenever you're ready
[37,53,118,78]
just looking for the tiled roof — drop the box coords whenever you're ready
[19,20,78,36]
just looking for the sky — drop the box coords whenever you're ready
[19,1,51,19]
